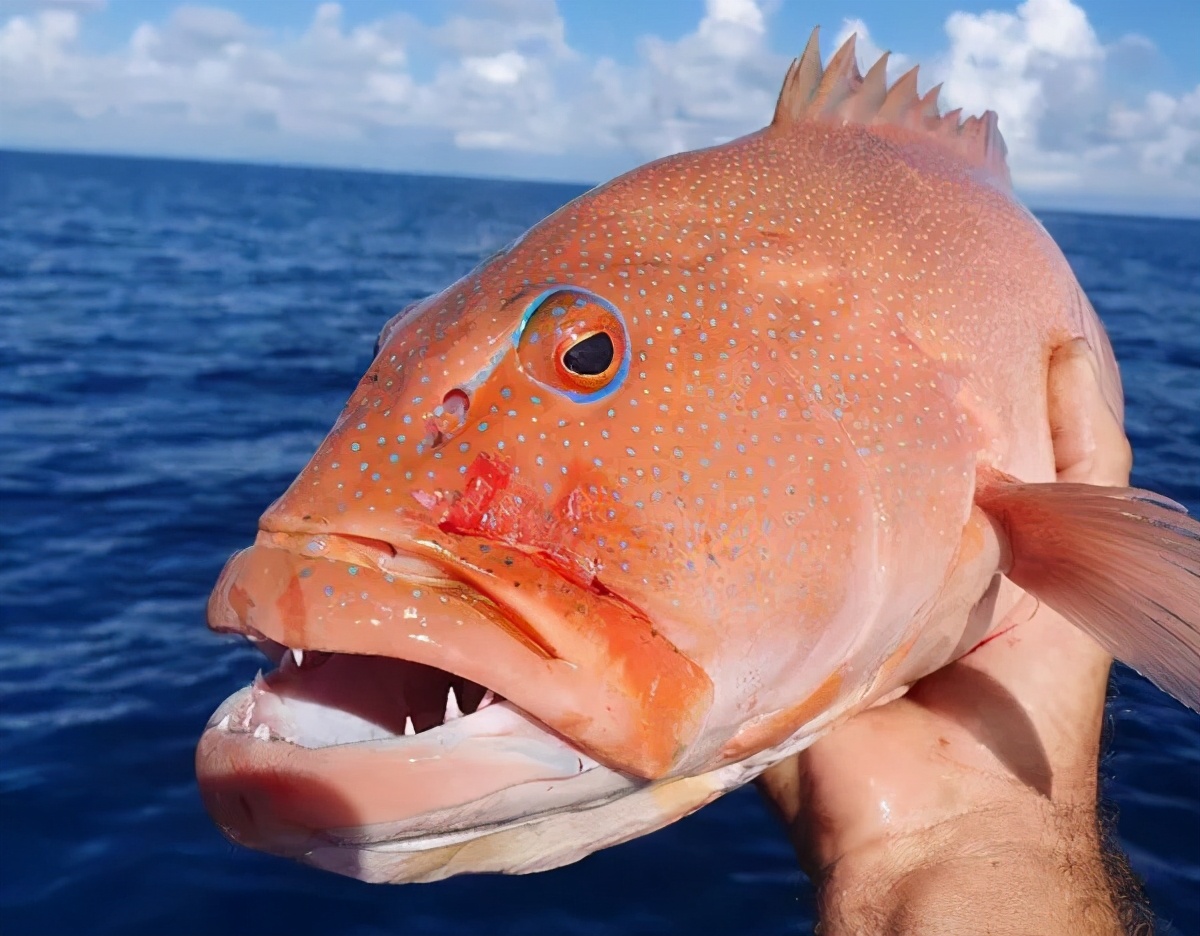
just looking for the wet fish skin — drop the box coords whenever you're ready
[195,31,1200,884]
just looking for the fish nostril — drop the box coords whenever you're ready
[424,389,470,450]
[442,388,469,422]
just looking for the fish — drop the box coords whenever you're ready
[195,30,1200,885]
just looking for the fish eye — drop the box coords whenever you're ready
[515,288,628,402]
[562,332,615,377]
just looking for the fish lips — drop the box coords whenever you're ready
[194,681,623,869]
[203,529,714,782]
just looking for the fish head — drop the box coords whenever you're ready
[197,134,929,881]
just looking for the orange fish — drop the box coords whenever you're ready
[196,32,1200,883]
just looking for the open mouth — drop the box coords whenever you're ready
[207,628,637,792]
[215,639,513,747]
[196,648,611,871]
[203,527,713,785]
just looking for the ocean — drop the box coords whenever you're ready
[1,149,1197,934]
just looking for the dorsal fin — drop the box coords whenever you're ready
[772,28,1011,190]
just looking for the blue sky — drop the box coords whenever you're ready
[2,0,1198,215]
[62,0,1200,84]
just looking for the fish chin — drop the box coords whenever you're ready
[302,765,739,883]
[195,648,732,882]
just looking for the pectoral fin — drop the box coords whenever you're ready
[972,338,1200,711]
[975,473,1200,711]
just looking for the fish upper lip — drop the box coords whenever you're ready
[252,525,562,660]
[205,529,589,760]
[209,519,715,779]
[259,528,442,580]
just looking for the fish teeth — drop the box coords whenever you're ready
[477,689,495,710]
[253,723,271,741]
[290,648,304,667]
[445,686,463,722]
[216,714,231,731]
[403,716,416,737]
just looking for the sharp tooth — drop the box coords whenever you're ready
[253,723,271,741]
[445,686,463,722]
[216,715,231,731]
[291,648,304,667]
[404,716,416,737]
[478,689,495,710]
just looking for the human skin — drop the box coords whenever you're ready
[757,344,1151,935]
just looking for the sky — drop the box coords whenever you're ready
[1,0,1198,216]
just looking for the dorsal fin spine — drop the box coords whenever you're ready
[850,53,890,122]
[772,28,823,125]
[810,33,862,115]
[772,31,1012,191]
[876,66,919,124]
[917,85,942,122]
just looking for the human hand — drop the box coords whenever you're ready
[756,343,1149,935]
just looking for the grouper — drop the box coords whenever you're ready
[196,32,1200,884]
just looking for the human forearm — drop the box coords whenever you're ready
[771,350,1155,935]
[811,801,1128,936]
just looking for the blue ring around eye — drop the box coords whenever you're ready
[512,287,631,404]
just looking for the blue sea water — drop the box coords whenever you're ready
[0,148,1197,935]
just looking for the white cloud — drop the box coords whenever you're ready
[0,0,1197,213]
[927,0,1199,203]
[575,0,786,158]
[434,0,569,59]
[464,51,527,86]
[0,8,75,69]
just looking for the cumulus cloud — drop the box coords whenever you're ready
[927,0,1200,202]
[578,0,786,158]
[0,0,1197,213]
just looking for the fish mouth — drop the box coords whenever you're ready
[197,526,713,874]
[195,646,611,871]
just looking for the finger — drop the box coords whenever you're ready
[910,341,1130,798]
[1048,339,1132,487]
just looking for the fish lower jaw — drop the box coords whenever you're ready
[193,647,624,874]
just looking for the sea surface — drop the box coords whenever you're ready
[1,149,1197,935]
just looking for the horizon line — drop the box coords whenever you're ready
[3,144,1199,225]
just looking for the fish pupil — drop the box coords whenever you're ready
[563,332,614,376]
